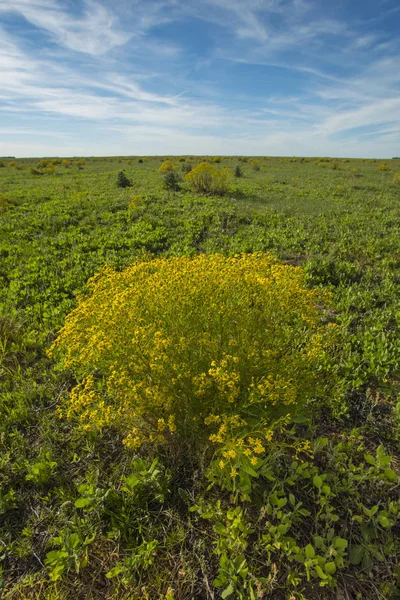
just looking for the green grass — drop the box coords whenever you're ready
[0,155,399,599]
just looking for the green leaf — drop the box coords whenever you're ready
[376,445,390,467]
[75,497,91,508]
[325,561,336,575]
[305,544,315,559]
[384,468,398,482]
[214,522,226,535]
[315,565,328,579]
[349,545,364,565]
[221,583,235,598]
[289,493,296,506]
[334,537,348,550]
[313,475,323,489]
[364,454,375,466]
[377,514,390,528]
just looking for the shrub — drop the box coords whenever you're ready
[379,163,389,171]
[392,173,400,185]
[234,165,243,178]
[49,253,337,458]
[117,170,132,188]
[212,157,221,163]
[61,159,70,168]
[7,161,16,168]
[185,162,232,195]
[163,171,180,192]
[0,160,4,168]
[251,159,260,171]
[159,159,176,173]
[181,162,192,174]
[138,158,143,163]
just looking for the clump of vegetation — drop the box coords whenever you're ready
[49,253,337,456]
[234,165,243,178]
[251,159,261,171]
[181,161,193,174]
[212,156,221,163]
[185,162,232,195]
[117,170,133,188]
[138,158,143,163]
[163,171,180,192]
[159,159,176,173]
[379,163,389,171]
[392,173,400,184]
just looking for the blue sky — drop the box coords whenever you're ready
[0,0,399,157]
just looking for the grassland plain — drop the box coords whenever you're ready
[0,155,399,599]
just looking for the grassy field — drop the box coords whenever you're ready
[0,155,399,599]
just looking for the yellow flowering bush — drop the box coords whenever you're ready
[159,159,176,173]
[49,253,337,456]
[185,162,232,195]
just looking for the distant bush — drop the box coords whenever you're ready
[159,159,176,173]
[49,253,337,457]
[117,170,132,188]
[0,161,5,168]
[212,157,221,163]
[251,159,260,171]
[379,163,389,171]
[163,171,180,192]
[7,161,16,168]
[185,162,232,195]
[61,159,70,168]
[178,157,186,162]
[392,173,400,185]
[30,167,42,176]
[181,162,193,174]
[234,165,243,178]
[138,158,143,163]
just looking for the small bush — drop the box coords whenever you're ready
[159,159,176,173]
[163,171,180,192]
[138,159,143,163]
[0,160,4,168]
[234,165,243,178]
[7,161,16,168]
[185,162,232,195]
[251,159,260,171]
[49,253,337,458]
[392,173,400,184]
[379,163,389,171]
[212,157,221,163]
[181,162,193,174]
[117,170,132,188]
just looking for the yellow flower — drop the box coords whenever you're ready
[230,468,238,478]
[219,460,225,470]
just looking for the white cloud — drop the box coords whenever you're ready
[0,0,131,55]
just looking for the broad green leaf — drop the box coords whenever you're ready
[325,561,336,575]
[305,544,315,559]
[313,475,323,489]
